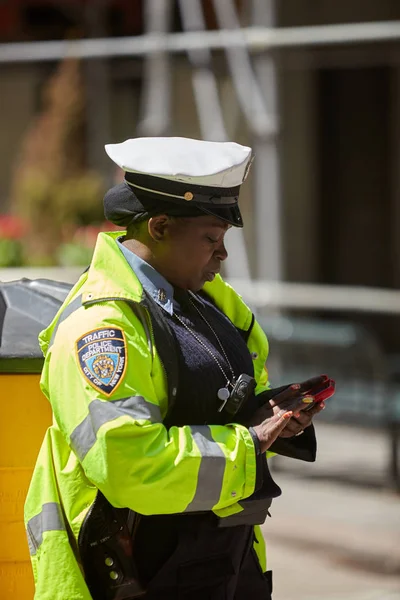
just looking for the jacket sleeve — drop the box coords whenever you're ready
[43,301,258,516]
[268,424,317,462]
[245,316,317,461]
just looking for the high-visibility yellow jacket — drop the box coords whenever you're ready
[24,231,271,600]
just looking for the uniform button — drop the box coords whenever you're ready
[109,571,119,580]
[105,557,114,567]
[251,352,258,360]
[158,289,168,303]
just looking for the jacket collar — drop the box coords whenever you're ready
[82,231,144,305]
[82,232,252,333]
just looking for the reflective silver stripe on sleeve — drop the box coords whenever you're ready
[185,425,226,512]
[70,396,162,461]
[50,294,83,347]
[26,502,66,556]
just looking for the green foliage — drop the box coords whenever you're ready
[9,58,106,265]
[17,169,104,243]
[0,238,23,267]
[56,241,94,267]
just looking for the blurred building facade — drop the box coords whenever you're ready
[1,0,400,346]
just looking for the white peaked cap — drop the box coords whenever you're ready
[105,137,253,188]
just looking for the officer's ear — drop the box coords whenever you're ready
[148,215,171,242]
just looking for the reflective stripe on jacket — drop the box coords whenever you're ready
[24,231,270,599]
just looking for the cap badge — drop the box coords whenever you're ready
[184,191,193,201]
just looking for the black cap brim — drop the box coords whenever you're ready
[196,203,243,227]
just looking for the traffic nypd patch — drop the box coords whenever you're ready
[76,327,127,396]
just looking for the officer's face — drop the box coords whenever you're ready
[150,215,231,291]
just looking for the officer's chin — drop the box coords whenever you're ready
[189,278,205,292]
[186,271,215,292]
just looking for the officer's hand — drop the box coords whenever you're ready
[247,376,328,453]
[250,406,299,453]
[278,400,325,438]
[249,375,326,424]
[269,375,333,438]
[248,393,312,454]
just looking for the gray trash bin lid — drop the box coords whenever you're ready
[0,278,72,373]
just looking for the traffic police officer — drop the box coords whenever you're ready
[25,137,325,599]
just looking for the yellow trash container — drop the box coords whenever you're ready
[0,279,71,599]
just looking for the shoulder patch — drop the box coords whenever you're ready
[76,327,127,396]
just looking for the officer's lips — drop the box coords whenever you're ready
[204,269,220,282]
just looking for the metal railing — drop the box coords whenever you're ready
[1,9,400,282]
[1,21,400,63]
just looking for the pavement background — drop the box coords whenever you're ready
[263,423,400,599]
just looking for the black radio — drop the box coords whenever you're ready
[219,373,256,416]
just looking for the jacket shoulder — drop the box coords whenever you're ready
[203,275,253,331]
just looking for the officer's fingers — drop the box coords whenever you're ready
[302,401,326,419]
[272,395,314,416]
[268,383,302,407]
[279,418,304,437]
[289,411,313,429]
[260,410,294,451]
[268,375,326,407]
[280,403,325,438]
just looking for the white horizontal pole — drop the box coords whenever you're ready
[2,267,400,316]
[0,21,400,63]
[227,279,400,315]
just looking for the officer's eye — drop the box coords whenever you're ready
[206,236,218,243]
